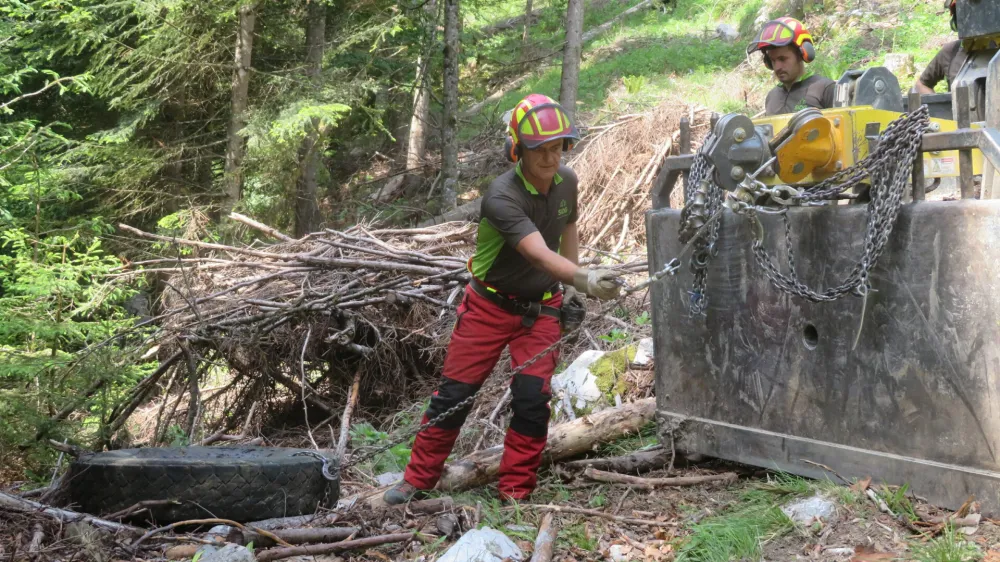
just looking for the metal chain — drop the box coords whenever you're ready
[747,106,929,302]
[293,450,340,480]
[679,150,723,315]
[678,105,929,307]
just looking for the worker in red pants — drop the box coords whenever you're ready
[385,94,621,504]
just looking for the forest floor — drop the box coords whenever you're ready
[5,445,1000,561]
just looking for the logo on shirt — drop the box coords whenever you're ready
[557,199,571,218]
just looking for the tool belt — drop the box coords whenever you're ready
[469,278,561,328]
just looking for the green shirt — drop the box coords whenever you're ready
[469,163,579,300]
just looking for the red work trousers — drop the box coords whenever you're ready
[402,285,562,500]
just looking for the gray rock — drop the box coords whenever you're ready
[781,495,837,525]
[436,527,524,562]
[716,23,739,42]
[884,53,916,78]
[375,471,404,487]
[437,513,461,537]
[632,337,655,367]
[197,544,255,562]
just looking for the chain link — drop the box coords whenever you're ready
[747,105,929,301]
[678,105,929,308]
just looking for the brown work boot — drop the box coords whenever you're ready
[383,481,427,506]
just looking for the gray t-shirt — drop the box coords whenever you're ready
[468,164,579,299]
[765,74,837,116]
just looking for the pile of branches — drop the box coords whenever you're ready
[571,104,712,254]
[106,217,478,447]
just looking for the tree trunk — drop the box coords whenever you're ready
[402,0,438,196]
[223,3,257,214]
[356,398,656,508]
[559,0,585,120]
[294,1,326,237]
[440,0,460,210]
[521,0,534,46]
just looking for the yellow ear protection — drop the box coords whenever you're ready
[758,19,816,70]
[503,103,578,163]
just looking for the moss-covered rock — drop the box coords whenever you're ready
[590,345,636,401]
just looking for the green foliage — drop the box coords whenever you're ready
[588,492,608,508]
[563,522,599,551]
[349,422,413,474]
[909,524,981,562]
[878,483,919,522]
[622,75,646,95]
[598,328,629,344]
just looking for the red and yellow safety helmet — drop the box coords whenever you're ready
[746,17,816,69]
[504,94,580,162]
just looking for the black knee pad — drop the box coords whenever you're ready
[508,374,551,438]
[426,377,481,430]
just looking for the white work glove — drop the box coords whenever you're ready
[573,268,621,301]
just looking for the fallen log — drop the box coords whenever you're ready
[582,467,737,489]
[0,491,141,535]
[355,398,655,508]
[562,445,668,474]
[529,513,557,562]
[255,532,424,562]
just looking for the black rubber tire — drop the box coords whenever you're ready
[68,447,339,522]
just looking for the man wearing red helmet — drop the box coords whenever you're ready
[748,17,836,116]
[384,94,621,505]
[915,1,968,94]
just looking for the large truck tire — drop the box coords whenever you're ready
[68,447,338,522]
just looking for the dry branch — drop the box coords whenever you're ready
[525,504,675,527]
[242,527,360,547]
[255,532,423,562]
[112,220,482,448]
[0,491,142,534]
[529,513,557,562]
[562,446,669,474]
[582,467,737,489]
[230,212,294,242]
[335,370,361,463]
[104,499,182,520]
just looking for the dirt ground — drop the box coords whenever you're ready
[4,455,1000,561]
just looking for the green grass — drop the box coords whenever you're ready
[675,474,813,562]
[910,524,982,562]
[594,420,658,457]
[458,0,955,147]
[676,503,794,562]
[878,483,919,522]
